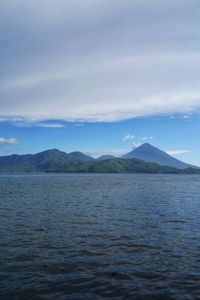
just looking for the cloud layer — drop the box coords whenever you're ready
[1,0,200,122]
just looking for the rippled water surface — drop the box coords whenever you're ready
[0,173,200,300]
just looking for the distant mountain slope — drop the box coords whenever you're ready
[97,155,116,160]
[0,149,79,172]
[69,151,94,161]
[122,143,195,169]
[0,148,199,174]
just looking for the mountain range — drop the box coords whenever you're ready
[0,143,199,173]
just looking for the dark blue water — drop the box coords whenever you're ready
[0,174,200,300]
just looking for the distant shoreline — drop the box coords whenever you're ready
[0,170,200,175]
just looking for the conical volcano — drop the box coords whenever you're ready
[122,143,195,169]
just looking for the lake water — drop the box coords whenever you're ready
[0,173,200,300]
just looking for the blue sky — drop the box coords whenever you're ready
[1,115,200,166]
[0,1,200,165]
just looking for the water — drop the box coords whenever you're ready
[0,173,200,300]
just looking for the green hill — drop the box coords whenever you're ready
[0,149,199,174]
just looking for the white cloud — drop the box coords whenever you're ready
[141,136,154,141]
[1,0,200,122]
[123,134,135,141]
[132,142,141,148]
[0,137,18,145]
[37,123,65,128]
[166,150,190,156]
[13,122,64,128]
[123,134,154,145]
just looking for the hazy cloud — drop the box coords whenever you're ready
[36,123,65,128]
[141,136,154,141]
[166,150,190,156]
[0,137,18,145]
[14,122,65,128]
[75,123,84,127]
[123,134,135,141]
[132,142,141,148]
[85,148,128,158]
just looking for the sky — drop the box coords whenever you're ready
[0,0,200,165]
